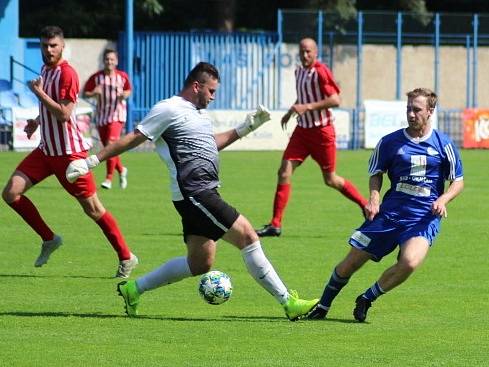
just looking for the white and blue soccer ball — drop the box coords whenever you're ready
[198,270,232,305]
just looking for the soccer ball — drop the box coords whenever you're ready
[198,270,232,305]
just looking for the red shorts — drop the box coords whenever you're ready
[98,122,124,145]
[283,125,337,172]
[16,148,96,198]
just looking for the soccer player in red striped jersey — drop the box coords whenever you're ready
[83,49,131,190]
[1,26,138,278]
[256,38,368,237]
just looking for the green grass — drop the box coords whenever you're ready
[0,150,487,366]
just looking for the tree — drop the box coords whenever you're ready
[20,0,165,38]
[19,0,489,38]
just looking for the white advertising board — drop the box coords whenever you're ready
[12,106,94,151]
[364,100,437,148]
[209,108,350,151]
[12,107,40,151]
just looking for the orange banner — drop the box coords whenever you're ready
[463,109,489,148]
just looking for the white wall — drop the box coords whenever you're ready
[280,43,484,109]
[63,39,116,104]
[63,38,488,110]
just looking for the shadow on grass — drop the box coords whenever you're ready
[0,311,124,319]
[264,234,331,240]
[0,311,286,322]
[308,317,363,324]
[0,273,112,280]
[140,232,182,237]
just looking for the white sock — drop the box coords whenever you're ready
[136,256,192,293]
[241,241,289,304]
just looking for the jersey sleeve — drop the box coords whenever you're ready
[83,74,97,93]
[443,142,464,181]
[136,101,173,141]
[368,138,390,175]
[58,65,79,103]
[317,64,340,97]
[121,71,132,91]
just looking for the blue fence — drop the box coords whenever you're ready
[118,31,280,122]
[2,10,486,151]
[279,10,489,110]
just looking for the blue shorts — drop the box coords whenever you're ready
[348,214,440,262]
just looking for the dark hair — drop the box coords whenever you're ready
[103,48,118,58]
[406,88,437,109]
[184,62,220,87]
[40,25,64,39]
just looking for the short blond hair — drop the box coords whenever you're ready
[406,88,437,110]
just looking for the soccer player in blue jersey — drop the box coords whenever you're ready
[308,88,464,322]
[66,62,319,321]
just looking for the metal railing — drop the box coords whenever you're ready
[279,10,487,110]
[117,31,280,122]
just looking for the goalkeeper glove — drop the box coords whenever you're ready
[66,155,100,183]
[235,104,271,138]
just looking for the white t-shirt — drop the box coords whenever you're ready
[137,96,220,201]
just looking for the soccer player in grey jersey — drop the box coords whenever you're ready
[66,62,319,321]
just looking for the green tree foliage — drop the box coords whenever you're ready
[141,0,164,17]
[19,0,489,38]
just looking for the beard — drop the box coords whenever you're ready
[43,53,62,66]
[196,94,209,109]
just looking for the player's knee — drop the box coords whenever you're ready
[1,187,9,203]
[229,217,259,247]
[83,205,105,220]
[242,235,259,248]
[277,169,290,181]
[78,195,106,220]
[323,175,333,186]
[336,250,369,276]
[336,261,358,278]
[189,260,213,276]
[323,174,340,188]
[2,186,17,204]
[397,258,420,274]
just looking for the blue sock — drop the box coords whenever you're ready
[319,268,350,308]
[362,282,385,302]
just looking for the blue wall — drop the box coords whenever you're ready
[0,0,24,90]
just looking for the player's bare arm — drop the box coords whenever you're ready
[28,76,74,121]
[83,84,103,98]
[117,89,131,101]
[281,100,298,129]
[431,179,464,218]
[97,130,148,162]
[219,105,270,150]
[293,93,341,115]
[66,129,147,183]
[214,129,240,151]
[365,173,383,220]
[24,117,40,139]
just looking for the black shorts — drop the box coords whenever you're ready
[173,188,240,242]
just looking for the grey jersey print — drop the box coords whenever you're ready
[136,96,220,201]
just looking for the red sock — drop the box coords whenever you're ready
[95,211,131,260]
[341,180,368,208]
[8,195,54,241]
[271,183,291,228]
[115,156,123,174]
[106,157,117,180]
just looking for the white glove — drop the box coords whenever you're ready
[66,155,100,183]
[235,104,271,138]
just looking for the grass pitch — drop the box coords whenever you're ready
[0,150,487,366]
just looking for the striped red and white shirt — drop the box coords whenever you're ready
[295,61,340,128]
[83,70,131,127]
[38,61,91,156]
